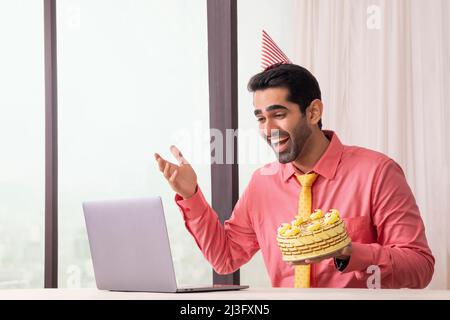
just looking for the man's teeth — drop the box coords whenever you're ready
[271,137,289,144]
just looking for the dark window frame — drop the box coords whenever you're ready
[43,0,58,288]
[206,0,240,285]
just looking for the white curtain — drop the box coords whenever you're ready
[293,0,450,289]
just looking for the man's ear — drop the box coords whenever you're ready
[307,99,323,126]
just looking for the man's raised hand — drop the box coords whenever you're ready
[154,145,198,199]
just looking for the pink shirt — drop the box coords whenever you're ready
[175,131,434,288]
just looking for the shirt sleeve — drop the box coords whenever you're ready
[339,159,435,288]
[174,180,260,275]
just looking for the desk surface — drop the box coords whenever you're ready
[1,288,449,300]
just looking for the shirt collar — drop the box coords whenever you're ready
[282,130,344,182]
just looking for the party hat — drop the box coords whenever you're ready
[261,30,292,70]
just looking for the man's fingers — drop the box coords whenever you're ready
[287,261,307,265]
[169,169,178,183]
[286,248,346,266]
[293,261,310,265]
[155,153,178,173]
[155,153,167,171]
[170,145,189,165]
[288,258,325,265]
[163,162,171,179]
[155,153,167,172]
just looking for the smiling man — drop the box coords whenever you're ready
[155,63,434,288]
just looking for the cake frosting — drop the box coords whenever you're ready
[276,209,351,261]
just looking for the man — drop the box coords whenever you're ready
[154,63,434,288]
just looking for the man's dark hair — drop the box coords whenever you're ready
[247,63,322,130]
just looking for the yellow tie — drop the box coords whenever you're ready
[294,172,319,288]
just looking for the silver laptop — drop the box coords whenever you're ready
[82,196,249,293]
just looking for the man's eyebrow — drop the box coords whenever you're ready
[254,105,288,116]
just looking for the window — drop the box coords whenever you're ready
[57,0,211,287]
[237,0,297,288]
[0,0,45,288]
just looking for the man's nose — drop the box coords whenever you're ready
[263,120,279,138]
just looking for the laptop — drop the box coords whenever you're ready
[82,196,249,293]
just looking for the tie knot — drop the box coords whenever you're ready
[296,172,318,187]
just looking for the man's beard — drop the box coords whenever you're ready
[268,122,312,164]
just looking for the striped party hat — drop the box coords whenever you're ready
[261,30,292,71]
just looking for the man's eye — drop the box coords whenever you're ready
[274,114,285,118]
[257,118,265,122]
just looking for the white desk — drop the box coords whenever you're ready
[0,288,449,300]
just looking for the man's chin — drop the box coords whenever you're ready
[275,152,295,164]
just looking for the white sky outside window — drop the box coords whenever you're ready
[237,0,297,288]
[0,0,45,289]
[57,0,211,288]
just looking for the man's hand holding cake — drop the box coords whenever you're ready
[287,244,352,266]
[277,209,352,266]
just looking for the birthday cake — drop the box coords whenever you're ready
[276,209,351,262]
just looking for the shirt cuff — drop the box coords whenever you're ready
[337,242,374,273]
[174,185,208,220]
